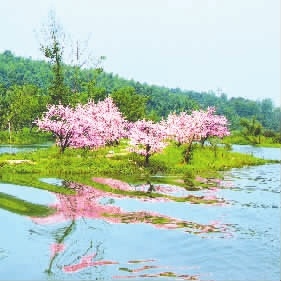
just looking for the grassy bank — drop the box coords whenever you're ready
[0,191,55,217]
[0,141,277,216]
[0,141,274,194]
[223,133,280,148]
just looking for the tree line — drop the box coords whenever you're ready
[0,49,280,140]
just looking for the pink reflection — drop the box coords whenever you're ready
[93,177,191,198]
[113,261,202,280]
[92,177,225,204]
[195,175,235,190]
[50,243,65,258]
[32,180,231,236]
[201,185,229,206]
[195,176,208,183]
[93,177,132,191]
[62,253,118,273]
[37,179,233,277]
[113,272,200,280]
[32,182,123,224]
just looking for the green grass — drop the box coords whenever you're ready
[0,141,274,193]
[0,192,55,217]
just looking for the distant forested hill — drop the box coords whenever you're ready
[0,50,280,131]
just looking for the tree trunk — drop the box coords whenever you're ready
[144,144,151,166]
[8,121,12,144]
[184,135,195,163]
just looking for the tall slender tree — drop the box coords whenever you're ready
[39,10,69,104]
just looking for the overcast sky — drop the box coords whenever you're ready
[1,0,280,106]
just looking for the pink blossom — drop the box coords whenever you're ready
[128,119,167,165]
[165,107,230,146]
[62,253,118,273]
[35,98,127,152]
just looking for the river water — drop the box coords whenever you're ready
[0,145,280,281]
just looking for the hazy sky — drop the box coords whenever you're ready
[1,0,280,105]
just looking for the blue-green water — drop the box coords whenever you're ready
[0,145,280,280]
[0,143,51,154]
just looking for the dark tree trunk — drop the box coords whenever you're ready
[144,144,151,166]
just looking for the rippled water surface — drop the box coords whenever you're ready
[0,145,280,280]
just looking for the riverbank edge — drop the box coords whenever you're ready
[0,143,276,195]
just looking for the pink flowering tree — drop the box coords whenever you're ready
[165,107,230,163]
[165,110,203,162]
[128,119,167,166]
[165,111,194,146]
[197,107,230,146]
[35,104,78,153]
[92,97,128,145]
[69,98,127,149]
[35,97,127,152]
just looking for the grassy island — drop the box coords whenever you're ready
[0,141,274,192]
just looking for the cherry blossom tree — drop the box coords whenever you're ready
[35,97,127,152]
[69,97,127,149]
[35,103,77,153]
[165,107,230,162]
[128,119,167,166]
[92,97,128,145]
[197,107,230,146]
[165,111,193,146]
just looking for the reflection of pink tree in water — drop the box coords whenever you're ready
[62,253,118,273]
[32,178,232,274]
[50,243,65,258]
[33,178,231,233]
[33,181,122,224]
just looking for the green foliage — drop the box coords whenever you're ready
[0,51,279,131]
[110,86,148,121]
[0,85,49,132]
[223,124,281,146]
[0,128,53,144]
[39,11,70,105]
[240,117,263,138]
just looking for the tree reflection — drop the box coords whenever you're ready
[33,180,231,234]
[31,179,233,275]
[46,220,76,275]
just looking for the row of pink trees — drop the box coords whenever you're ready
[35,98,230,164]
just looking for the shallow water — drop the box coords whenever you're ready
[0,143,51,154]
[0,145,280,280]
